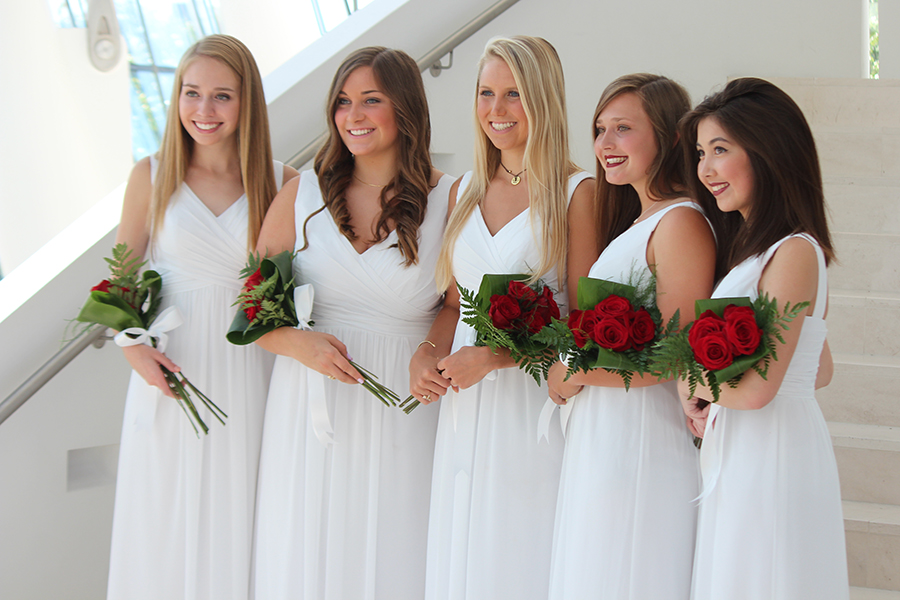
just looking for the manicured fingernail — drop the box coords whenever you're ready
[347,355,354,362]
[357,378,364,384]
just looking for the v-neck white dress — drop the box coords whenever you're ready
[107,159,284,600]
[690,234,848,600]
[424,171,592,600]
[253,170,453,600]
[548,202,703,600]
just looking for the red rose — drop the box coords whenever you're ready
[244,302,261,321]
[525,308,550,334]
[592,315,633,352]
[568,309,598,348]
[244,268,264,291]
[508,280,538,304]
[629,307,657,350]
[688,310,726,349]
[594,295,633,319]
[691,331,734,370]
[91,280,111,293]
[723,305,762,356]
[489,294,522,330]
[535,285,561,320]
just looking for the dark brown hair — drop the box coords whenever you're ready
[679,77,834,270]
[308,46,432,266]
[592,74,692,252]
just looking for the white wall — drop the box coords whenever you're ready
[419,0,866,177]
[0,3,132,276]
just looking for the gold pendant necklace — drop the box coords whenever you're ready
[354,174,389,188]
[499,161,526,186]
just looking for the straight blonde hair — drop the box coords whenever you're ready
[435,36,576,290]
[150,34,276,249]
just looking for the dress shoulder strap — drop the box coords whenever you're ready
[760,233,828,319]
[273,160,285,190]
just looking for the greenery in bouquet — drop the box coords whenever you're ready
[650,295,809,402]
[229,250,402,407]
[73,243,225,436]
[536,270,673,390]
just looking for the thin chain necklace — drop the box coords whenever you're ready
[634,201,665,224]
[354,174,390,188]
[499,161,526,185]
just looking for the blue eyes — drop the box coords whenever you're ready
[479,90,520,99]
[183,90,231,101]
[336,96,381,107]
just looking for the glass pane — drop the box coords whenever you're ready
[320,0,351,32]
[130,74,162,159]
[137,2,200,67]
[114,0,153,65]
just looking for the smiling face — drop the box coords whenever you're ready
[593,92,658,195]
[696,116,755,219]
[476,57,529,155]
[333,66,399,160]
[178,55,241,147]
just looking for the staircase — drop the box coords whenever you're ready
[772,77,900,599]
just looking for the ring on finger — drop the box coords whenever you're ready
[423,394,431,402]
[327,375,336,380]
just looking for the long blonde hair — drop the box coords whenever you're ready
[435,36,576,290]
[150,34,276,249]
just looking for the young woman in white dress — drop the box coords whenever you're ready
[108,35,296,600]
[680,77,848,600]
[546,74,717,600]
[252,47,452,600]
[409,36,594,600]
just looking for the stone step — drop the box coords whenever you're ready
[852,587,900,599]
[825,177,900,236]
[769,77,900,130]
[831,422,900,506]
[828,290,900,357]
[845,500,900,592]
[814,127,900,179]
[829,233,900,294]
[819,354,900,427]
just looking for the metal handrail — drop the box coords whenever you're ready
[286,0,520,169]
[0,325,106,426]
[0,0,519,426]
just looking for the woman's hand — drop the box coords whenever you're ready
[122,344,181,399]
[678,378,711,438]
[548,361,584,405]
[437,346,507,391]
[258,327,363,384]
[409,343,452,404]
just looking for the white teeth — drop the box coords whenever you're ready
[350,128,374,136]
[195,122,220,131]
[606,157,626,165]
[712,183,729,192]
[492,122,515,131]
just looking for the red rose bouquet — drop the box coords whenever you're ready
[539,274,668,389]
[228,251,402,408]
[73,243,225,436]
[463,274,561,383]
[651,295,809,401]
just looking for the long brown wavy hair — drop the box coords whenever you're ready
[308,46,432,266]
[592,74,692,255]
[150,34,276,250]
[679,77,834,269]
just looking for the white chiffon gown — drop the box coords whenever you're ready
[252,170,453,600]
[107,159,285,600]
[549,202,703,600]
[424,171,592,600]
[691,234,848,600]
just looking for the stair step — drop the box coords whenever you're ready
[825,178,900,236]
[851,588,900,600]
[831,423,900,506]
[819,353,900,427]
[845,500,900,592]
[769,77,900,129]
[829,290,900,357]
[830,233,900,293]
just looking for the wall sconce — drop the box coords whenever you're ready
[87,0,122,72]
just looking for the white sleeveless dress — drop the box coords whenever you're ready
[691,234,849,600]
[253,170,453,600]
[424,171,592,600]
[548,202,703,600]
[107,160,285,600]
